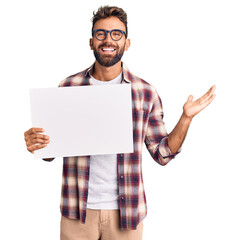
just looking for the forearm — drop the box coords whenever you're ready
[168,113,192,154]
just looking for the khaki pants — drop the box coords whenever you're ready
[60,209,143,240]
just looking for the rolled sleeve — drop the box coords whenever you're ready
[158,136,181,160]
[145,89,181,165]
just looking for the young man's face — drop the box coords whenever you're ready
[90,16,130,67]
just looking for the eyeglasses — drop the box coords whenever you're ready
[92,29,126,41]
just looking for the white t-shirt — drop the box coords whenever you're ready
[87,72,122,209]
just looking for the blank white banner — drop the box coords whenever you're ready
[30,84,133,158]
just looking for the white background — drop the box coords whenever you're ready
[0,0,239,239]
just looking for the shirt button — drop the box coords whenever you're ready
[120,175,123,179]
[121,196,125,200]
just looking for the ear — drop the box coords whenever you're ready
[124,39,131,51]
[89,38,93,50]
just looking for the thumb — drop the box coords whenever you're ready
[187,95,194,102]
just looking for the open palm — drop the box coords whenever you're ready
[183,85,216,118]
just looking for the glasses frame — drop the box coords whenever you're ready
[92,29,126,41]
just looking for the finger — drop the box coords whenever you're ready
[201,86,216,104]
[27,143,47,154]
[25,133,49,142]
[207,85,216,96]
[200,93,216,109]
[24,128,44,137]
[198,85,216,103]
[26,138,50,147]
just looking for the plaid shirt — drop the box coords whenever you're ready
[45,63,180,230]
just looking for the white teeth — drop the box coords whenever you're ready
[102,48,115,51]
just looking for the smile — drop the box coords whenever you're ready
[101,48,116,53]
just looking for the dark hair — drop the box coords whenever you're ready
[92,6,128,38]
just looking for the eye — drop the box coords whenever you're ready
[96,30,105,37]
[112,31,121,36]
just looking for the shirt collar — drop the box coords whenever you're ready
[84,62,131,83]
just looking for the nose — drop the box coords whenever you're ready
[105,31,112,41]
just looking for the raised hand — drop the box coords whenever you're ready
[183,85,216,119]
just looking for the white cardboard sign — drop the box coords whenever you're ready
[30,84,133,158]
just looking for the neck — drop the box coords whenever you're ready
[92,61,122,81]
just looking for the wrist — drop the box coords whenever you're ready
[181,112,193,124]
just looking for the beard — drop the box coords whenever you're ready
[93,43,125,67]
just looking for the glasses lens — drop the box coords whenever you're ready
[111,30,123,41]
[95,30,106,40]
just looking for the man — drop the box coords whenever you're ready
[24,6,216,240]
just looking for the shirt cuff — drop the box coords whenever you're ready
[158,136,181,160]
